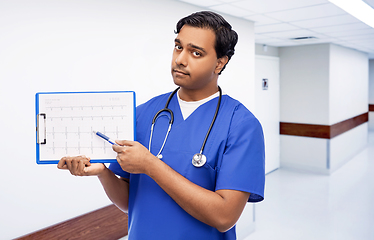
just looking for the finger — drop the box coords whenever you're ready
[76,155,91,166]
[57,157,68,169]
[85,158,92,167]
[73,156,89,175]
[65,157,74,174]
[112,144,126,153]
[78,155,91,165]
[83,163,105,175]
[71,158,80,174]
[83,166,90,174]
[115,140,134,146]
[77,159,87,176]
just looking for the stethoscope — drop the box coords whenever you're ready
[148,86,222,167]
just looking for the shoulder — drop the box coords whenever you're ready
[222,95,262,131]
[137,92,170,109]
[136,92,171,116]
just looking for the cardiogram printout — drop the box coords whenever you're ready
[35,91,135,164]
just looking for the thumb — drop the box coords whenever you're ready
[83,163,106,176]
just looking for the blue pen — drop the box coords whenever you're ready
[93,131,119,146]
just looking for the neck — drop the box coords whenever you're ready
[178,84,219,102]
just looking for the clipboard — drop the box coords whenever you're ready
[35,91,136,164]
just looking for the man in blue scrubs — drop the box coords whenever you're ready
[58,11,265,239]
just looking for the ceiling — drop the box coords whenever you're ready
[175,0,374,59]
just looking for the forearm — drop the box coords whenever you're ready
[98,167,129,213]
[146,158,248,232]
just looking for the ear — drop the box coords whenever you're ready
[215,56,229,74]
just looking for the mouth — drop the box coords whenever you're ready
[173,69,189,76]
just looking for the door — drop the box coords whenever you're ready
[255,55,280,174]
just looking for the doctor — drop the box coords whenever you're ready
[58,11,265,239]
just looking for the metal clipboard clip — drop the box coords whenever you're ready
[37,113,47,144]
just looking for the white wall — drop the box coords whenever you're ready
[220,15,256,111]
[369,60,374,131]
[280,136,329,174]
[369,60,374,104]
[329,44,368,124]
[279,43,368,174]
[279,44,330,125]
[255,44,279,57]
[370,112,374,131]
[328,44,368,170]
[0,1,256,239]
[329,123,368,171]
[279,44,330,172]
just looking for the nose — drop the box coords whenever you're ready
[174,50,187,67]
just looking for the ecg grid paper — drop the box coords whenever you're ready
[36,92,135,163]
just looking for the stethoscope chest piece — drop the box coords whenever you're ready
[192,153,206,167]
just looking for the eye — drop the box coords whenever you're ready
[192,51,201,57]
[175,45,182,51]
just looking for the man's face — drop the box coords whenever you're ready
[171,25,223,93]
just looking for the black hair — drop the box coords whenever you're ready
[175,11,238,74]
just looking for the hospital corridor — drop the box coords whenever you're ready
[2,1,374,239]
[244,131,374,240]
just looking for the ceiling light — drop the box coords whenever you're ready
[329,0,374,28]
[290,36,318,41]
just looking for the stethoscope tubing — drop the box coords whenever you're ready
[199,86,222,154]
[149,86,222,161]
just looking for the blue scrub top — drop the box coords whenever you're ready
[109,92,265,240]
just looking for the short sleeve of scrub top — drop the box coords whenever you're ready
[215,103,265,203]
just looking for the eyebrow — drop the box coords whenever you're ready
[174,38,207,53]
